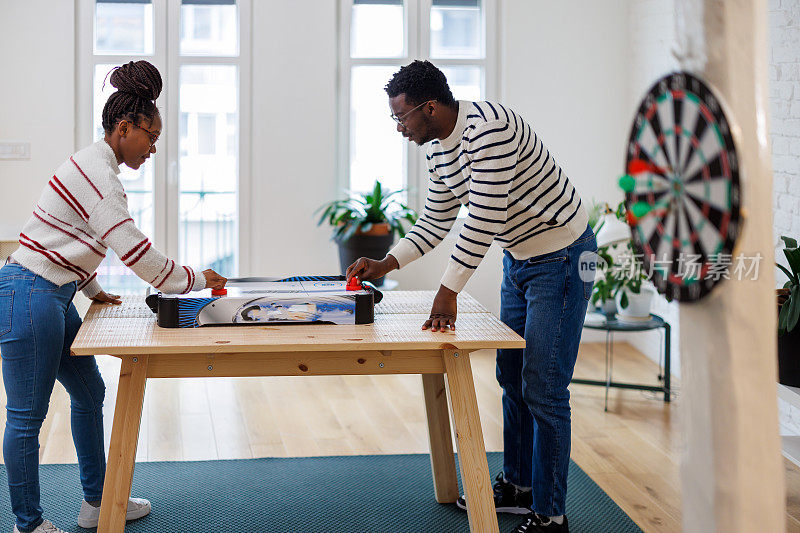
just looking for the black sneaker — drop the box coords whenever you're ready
[455,472,532,514]
[513,513,569,533]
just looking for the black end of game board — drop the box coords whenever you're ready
[354,292,375,324]
[146,293,180,328]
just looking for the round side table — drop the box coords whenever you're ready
[576,312,671,411]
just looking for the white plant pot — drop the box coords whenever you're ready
[615,286,655,322]
[599,299,617,315]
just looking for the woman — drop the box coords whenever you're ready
[0,60,226,533]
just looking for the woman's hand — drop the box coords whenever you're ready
[346,255,399,282]
[423,285,458,332]
[203,269,227,290]
[91,291,122,305]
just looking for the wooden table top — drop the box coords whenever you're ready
[71,290,526,355]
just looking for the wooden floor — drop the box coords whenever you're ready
[0,341,797,532]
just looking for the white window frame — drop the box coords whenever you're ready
[337,0,499,212]
[76,0,253,275]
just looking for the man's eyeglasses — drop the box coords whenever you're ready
[130,122,160,147]
[390,100,435,127]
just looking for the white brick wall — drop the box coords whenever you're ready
[770,0,800,272]
[627,0,799,439]
[626,0,682,378]
[629,0,679,102]
[608,1,798,382]
[771,0,800,437]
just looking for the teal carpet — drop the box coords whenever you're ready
[0,453,641,532]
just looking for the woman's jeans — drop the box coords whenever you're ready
[0,263,106,532]
[498,225,597,516]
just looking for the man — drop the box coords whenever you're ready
[346,60,596,533]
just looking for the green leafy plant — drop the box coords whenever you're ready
[316,181,418,242]
[589,201,619,309]
[777,236,800,335]
[586,198,605,231]
[590,245,617,308]
[613,240,649,309]
[590,201,648,310]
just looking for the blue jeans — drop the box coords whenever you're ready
[498,225,596,516]
[0,263,106,532]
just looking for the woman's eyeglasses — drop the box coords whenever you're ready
[130,122,160,146]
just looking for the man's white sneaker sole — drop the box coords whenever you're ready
[456,498,531,515]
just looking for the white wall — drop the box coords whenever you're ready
[624,0,682,376]
[395,0,633,319]
[629,0,680,98]
[247,0,340,277]
[0,0,653,348]
[0,0,75,240]
[770,0,800,276]
[769,0,800,435]
[502,0,631,208]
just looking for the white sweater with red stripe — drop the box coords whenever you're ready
[11,140,206,298]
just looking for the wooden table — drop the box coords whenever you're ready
[71,291,525,532]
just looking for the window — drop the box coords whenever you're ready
[78,0,251,294]
[339,0,496,211]
[95,0,154,55]
[196,113,217,155]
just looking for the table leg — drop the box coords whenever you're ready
[421,373,458,503]
[604,331,611,412]
[442,349,498,533]
[98,355,149,533]
[664,322,671,403]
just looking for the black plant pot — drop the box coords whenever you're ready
[778,324,800,387]
[337,232,394,287]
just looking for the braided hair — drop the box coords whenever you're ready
[385,60,456,108]
[101,60,163,134]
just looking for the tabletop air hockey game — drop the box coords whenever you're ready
[145,275,383,328]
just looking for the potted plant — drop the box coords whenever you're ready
[777,236,800,386]
[591,200,654,320]
[591,246,619,315]
[316,181,418,286]
[612,247,655,322]
[587,201,615,314]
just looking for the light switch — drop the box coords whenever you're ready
[0,142,31,160]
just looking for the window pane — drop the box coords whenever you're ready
[181,0,238,56]
[93,64,154,294]
[440,66,482,101]
[95,1,154,55]
[350,66,406,195]
[430,0,482,59]
[179,65,238,275]
[351,0,404,58]
[197,113,216,154]
[226,113,236,157]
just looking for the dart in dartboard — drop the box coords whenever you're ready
[619,71,742,303]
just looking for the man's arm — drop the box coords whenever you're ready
[346,168,460,284]
[439,119,520,293]
[386,170,461,268]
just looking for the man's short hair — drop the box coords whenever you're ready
[385,60,457,108]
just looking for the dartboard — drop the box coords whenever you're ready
[619,71,742,302]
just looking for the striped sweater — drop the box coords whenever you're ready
[388,100,589,293]
[11,140,206,298]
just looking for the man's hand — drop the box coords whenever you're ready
[423,284,458,332]
[90,291,122,305]
[346,254,399,282]
[203,269,228,290]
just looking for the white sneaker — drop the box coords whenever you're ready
[76,497,151,528]
[13,519,67,533]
